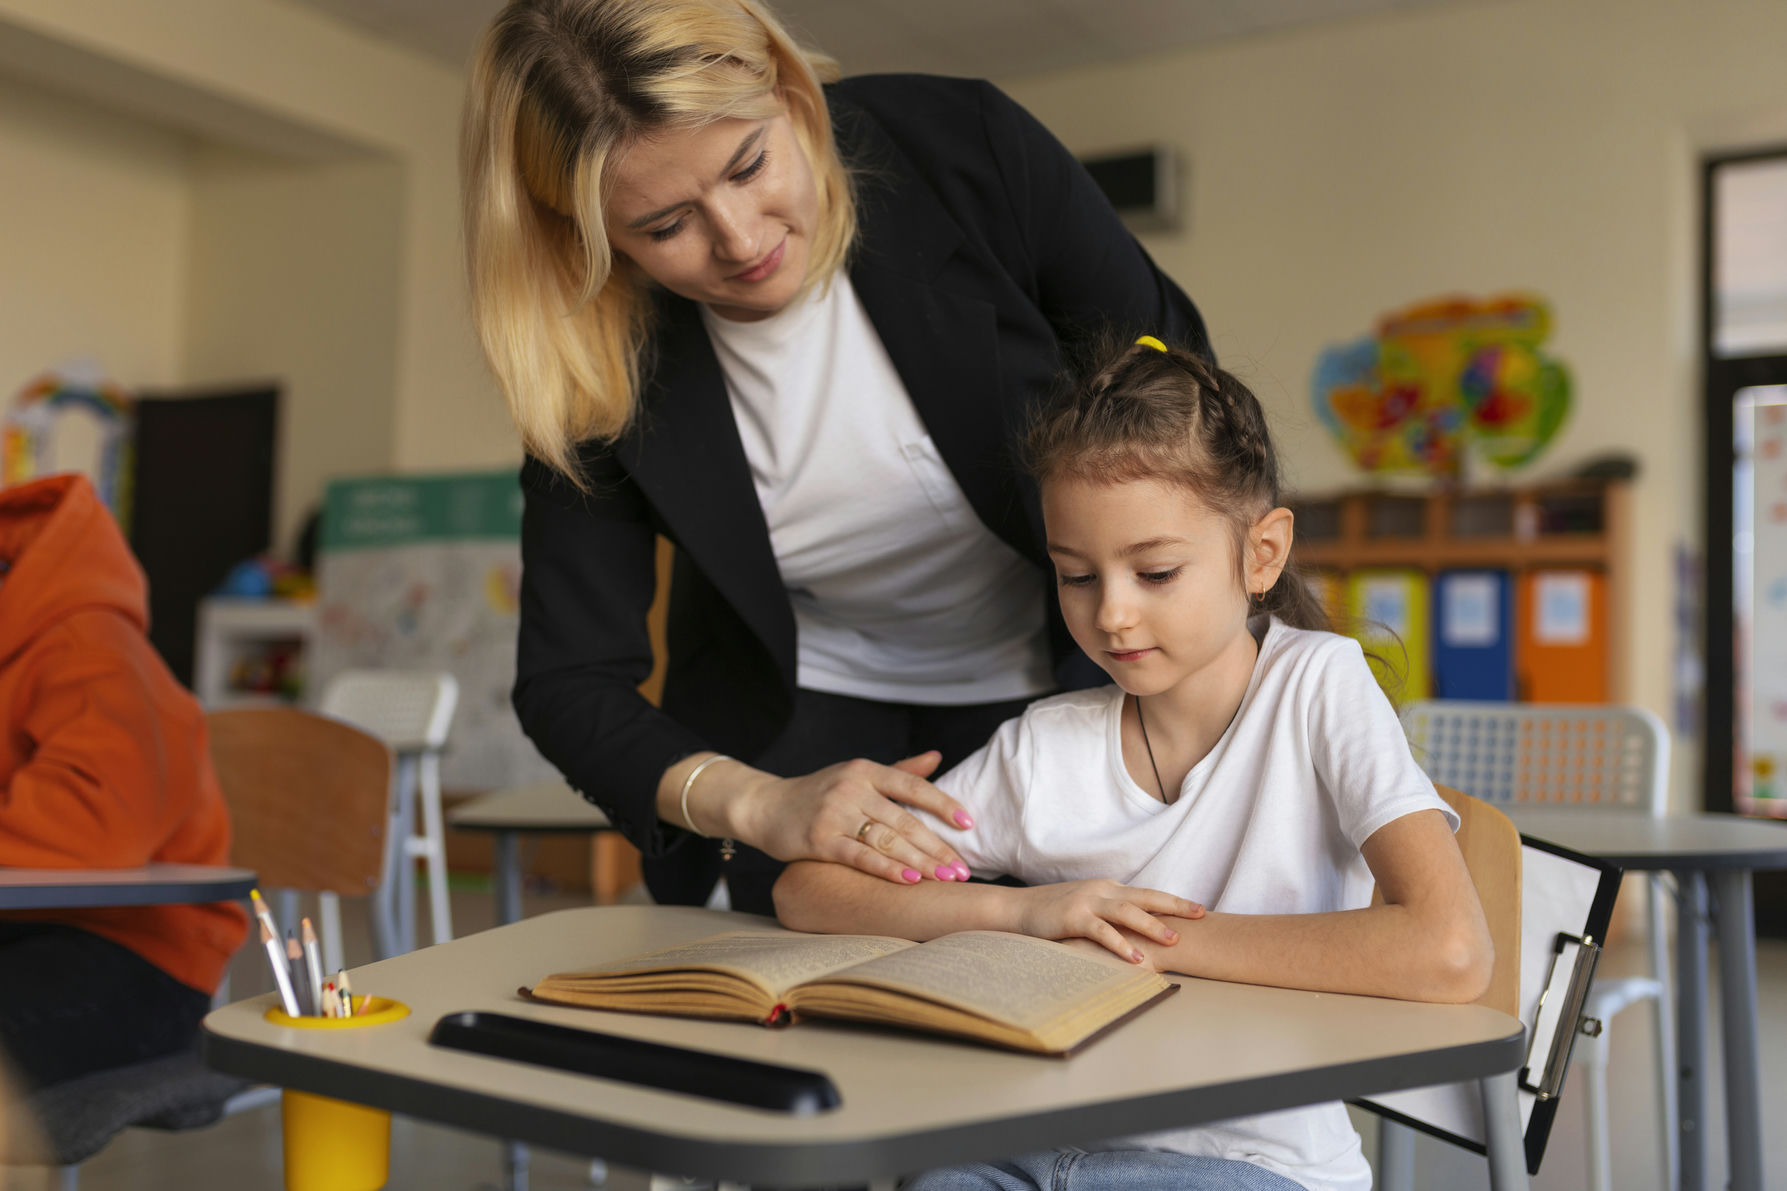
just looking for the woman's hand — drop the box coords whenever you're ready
[1016,880,1205,964]
[681,751,978,885]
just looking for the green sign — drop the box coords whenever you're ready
[321,470,522,551]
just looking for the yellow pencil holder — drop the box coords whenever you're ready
[265,997,410,1191]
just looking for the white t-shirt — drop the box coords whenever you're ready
[922,618,1459,1191]
[701,275,1054,705]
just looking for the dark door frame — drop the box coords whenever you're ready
[1700,146,1787,822]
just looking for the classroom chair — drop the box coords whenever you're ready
[0,708,391,1189]
[1400,700,1675,1191]
[317,668,459,957]
[1365,783,1524,1190]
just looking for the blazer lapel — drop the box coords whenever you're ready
[840,105,1035,558]
[619,298,795,684]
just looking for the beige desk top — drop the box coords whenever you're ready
[448,780,612,832]
[203,905,1523,1184]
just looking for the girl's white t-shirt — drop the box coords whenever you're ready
[921,618,1458,1191]
[701,276,1053,705]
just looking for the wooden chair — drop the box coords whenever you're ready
[209,706,392,974]
[2,709,391,1189]
[1367,783,1525,1188]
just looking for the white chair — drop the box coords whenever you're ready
[318,669,459,957]
[1400,699,1676,1191]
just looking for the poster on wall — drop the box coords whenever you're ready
[1745,398,1787,814]
[1312,293,1572,479]
[310,470,557,792]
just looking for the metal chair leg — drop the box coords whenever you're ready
[394,755,419,955]
[1376,1117,1415,1191]
[419,751,453,946]
[1481,1070,1530,1191]
[1648,874,1678,1191]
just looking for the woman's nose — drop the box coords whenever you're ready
[709,200,760,263]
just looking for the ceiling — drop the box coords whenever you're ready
[282,0,1479,79]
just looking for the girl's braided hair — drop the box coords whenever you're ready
[1025,331,1331,633]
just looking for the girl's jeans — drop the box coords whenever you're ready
[903,1149,1307,1191]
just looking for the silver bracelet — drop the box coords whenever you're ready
[678,754,732,838]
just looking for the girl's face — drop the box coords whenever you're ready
[604,104,818,322]
[1043,475,1290,702]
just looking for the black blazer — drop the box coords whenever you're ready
[514,75,1209,904]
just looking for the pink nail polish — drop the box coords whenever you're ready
[901,868,921,883]
[953,863,971,880]
[935,865,956,881]
[953,810,974,828]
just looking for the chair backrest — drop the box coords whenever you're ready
[1430,784,1522,1017]
[207,708,391,895]
[316,670,458,753]
[1401,700,1668,816]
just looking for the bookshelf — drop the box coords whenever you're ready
[1288,479,1632,700]
[193,597,317,709]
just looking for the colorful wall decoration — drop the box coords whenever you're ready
[1,372,136,522]
[1312,294,1572,478]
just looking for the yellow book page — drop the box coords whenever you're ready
[799,931,1167,1032]
[542,931,916,1000]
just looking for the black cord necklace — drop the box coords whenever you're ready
[1135,695,1168,802]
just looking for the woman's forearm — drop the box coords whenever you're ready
[1131,903,1493,1004]
[774,861,1022,939]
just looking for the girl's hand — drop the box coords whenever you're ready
[734,752,977,885]
[1016,880,1205,964]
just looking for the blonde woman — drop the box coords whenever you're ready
[466,0,1210,914]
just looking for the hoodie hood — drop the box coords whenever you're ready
[0,473,147,667]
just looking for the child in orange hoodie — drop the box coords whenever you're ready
[0,473,248,1090]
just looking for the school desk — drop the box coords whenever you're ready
[1505,808,1787,1191]
[201,904,1534,1190]
[0,864,256,910]
[447,780,613,926]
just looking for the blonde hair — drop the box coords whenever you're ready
[462,0,857,484]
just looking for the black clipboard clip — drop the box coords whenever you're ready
[1518,930,1605,1101]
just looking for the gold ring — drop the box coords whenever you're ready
[855,819,876,845]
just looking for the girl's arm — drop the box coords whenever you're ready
[1123,809,1493,1003]
[774,861,1203,963]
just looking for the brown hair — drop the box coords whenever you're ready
[1025,333,1331,632]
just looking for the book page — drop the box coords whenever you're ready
[555,931,915,996]
[815,931,1161,1031]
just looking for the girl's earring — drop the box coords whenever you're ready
[1252,589,1266,607]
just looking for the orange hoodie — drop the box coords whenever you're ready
[0,473,247,993]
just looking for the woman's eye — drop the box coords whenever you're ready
[1139,568,1182,585]
[1056,573,1094,588]
[733,150,769,183]
[648,218,686,242]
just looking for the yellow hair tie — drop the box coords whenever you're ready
[1134,335,1168,353]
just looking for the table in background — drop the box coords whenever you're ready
[203,904,1533,1189]
[1506,808,1787,1191]
[0,864,257,910]
[449,781,615,926]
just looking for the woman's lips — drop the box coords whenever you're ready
[730,236,786,283]
[1107,647,1154,663]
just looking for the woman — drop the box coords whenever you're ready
[464,0,1210,913]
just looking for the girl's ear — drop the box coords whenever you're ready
[1246,507,1294,596]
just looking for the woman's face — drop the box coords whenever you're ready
[604,104,818,322]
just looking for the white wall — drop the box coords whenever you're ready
[0,73,190,392]
[1000,0,1787,805]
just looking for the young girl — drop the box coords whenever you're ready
[773,336,1492,1191]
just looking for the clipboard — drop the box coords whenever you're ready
[1357,835,1623,1174]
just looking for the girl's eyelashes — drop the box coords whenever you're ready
[643,151,769,242]
[1139,567,1183,585]
[1055,572,1094,588]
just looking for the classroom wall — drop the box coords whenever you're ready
[182,146,404,548]
[0,0,512,550]
[0,73,191,392]
[999,0,1787,809]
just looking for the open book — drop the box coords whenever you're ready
[527,929,1176,1056]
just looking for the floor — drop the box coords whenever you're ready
[4,878,1784,1190]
